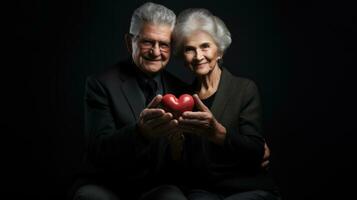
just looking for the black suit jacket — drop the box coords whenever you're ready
[82,59,188,193]
[183,68,277,193]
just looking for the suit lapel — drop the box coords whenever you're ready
[210,68,233,120]
[118,61,145,120]
[121,78,144,120]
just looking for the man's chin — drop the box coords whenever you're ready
[141,63,165,74]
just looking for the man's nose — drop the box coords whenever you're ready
[150,43,161,56]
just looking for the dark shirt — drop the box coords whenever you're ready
[136,69,164,106]
[201,93,217,109]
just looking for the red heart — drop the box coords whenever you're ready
[161,94,194,117]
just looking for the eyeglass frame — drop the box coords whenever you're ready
[129,33,171,53]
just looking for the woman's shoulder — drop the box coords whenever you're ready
[221,67,257,88]
[220,67,260,101]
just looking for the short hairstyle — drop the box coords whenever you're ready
[173,8,232,55]
[130,2,176,35]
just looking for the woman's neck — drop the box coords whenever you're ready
[196,65,221,100]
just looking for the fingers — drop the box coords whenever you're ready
[178,111,211,135]
[263,143,270,160]
[147,95,162,108]
[139,118,179,139]
[182,111,208,120]
[146,112,174,128]
[193,94,208,111]
[178,116,206,132]
[179,116,209,127]
[141,108,165,122]
[262,143,271,169]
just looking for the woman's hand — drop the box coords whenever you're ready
[178,94,226,145]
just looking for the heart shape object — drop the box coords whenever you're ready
[161,94,194,117]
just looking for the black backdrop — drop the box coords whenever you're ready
[8,0,356,199]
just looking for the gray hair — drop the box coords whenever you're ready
[173,8,232,55]
[130,2,176,35]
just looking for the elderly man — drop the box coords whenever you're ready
[72,2,188,200]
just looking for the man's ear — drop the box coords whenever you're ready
[125,34,133,53]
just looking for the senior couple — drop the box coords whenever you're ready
[72,2,280,200]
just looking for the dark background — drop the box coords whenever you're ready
[7,0,356,199]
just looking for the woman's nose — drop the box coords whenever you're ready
[194,49,204,60]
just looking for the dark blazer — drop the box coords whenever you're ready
[81,59,188,193]
[183,67,277,193]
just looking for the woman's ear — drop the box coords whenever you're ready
[217,50,223,60]
[216,54,222,62]
[124,34,133,53]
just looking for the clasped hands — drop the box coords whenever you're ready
[137,94,225,144]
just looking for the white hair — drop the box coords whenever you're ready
[130,2,176,35]
[173,8,232,55]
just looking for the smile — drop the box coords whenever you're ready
[194,62,208,66]
[143,57,162,62]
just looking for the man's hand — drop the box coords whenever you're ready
[138,95,178,140]
[261,142,270,169]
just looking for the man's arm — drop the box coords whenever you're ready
[84,76,179,175]
[84,76,154,173]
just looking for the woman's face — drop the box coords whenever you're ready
[182,30,221,76]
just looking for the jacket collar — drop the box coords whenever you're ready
[117,59,169,120]
[209,67,234,120]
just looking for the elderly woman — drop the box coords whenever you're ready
[173,9,280,200]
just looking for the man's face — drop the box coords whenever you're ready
[128,23,172,76]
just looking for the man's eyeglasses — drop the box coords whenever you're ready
[130,33,171,53]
